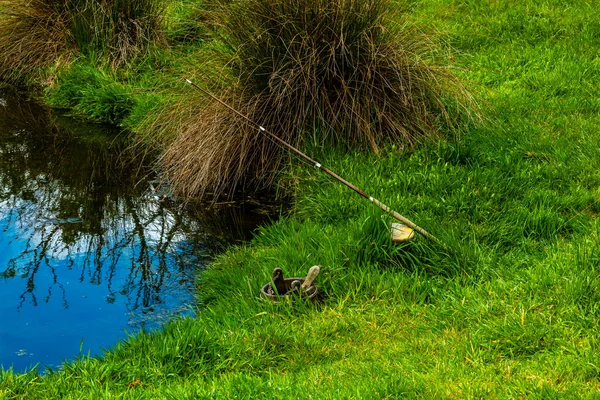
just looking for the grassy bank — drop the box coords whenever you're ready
[2,0,600,398]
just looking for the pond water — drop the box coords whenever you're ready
[0,89,269,373]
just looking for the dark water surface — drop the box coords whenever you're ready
[0,90,268,373]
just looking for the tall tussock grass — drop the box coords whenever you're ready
[0,0,73,81]
[70,0,168,66]
[156,90,289,198]
[155,0,477,198]
[0,0,167,81]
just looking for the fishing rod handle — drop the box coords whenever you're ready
[371,198,439,241]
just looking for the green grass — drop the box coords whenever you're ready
[3,0,600,398]
[42,43,208,128]
[45,63,135,124]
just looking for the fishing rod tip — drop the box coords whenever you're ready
[185,79,192,84]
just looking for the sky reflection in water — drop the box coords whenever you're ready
[0,90,266,373]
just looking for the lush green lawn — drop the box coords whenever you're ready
[2,0,600,398]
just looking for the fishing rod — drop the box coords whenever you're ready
[185,78,444,247]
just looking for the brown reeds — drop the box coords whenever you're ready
[153,0,477,198]
[69,0,168,67]
[0,0,168,81]
[154,89,287,198]
[0,0,73,82]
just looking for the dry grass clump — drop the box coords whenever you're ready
[70,0,168,67]
[157,0,477,198]
[155,89,287,198]
[0,0,167,81]
[0,0,73,81]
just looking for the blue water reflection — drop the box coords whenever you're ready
[0,90,266,373]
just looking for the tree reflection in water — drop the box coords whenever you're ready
[0,89,270,370]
